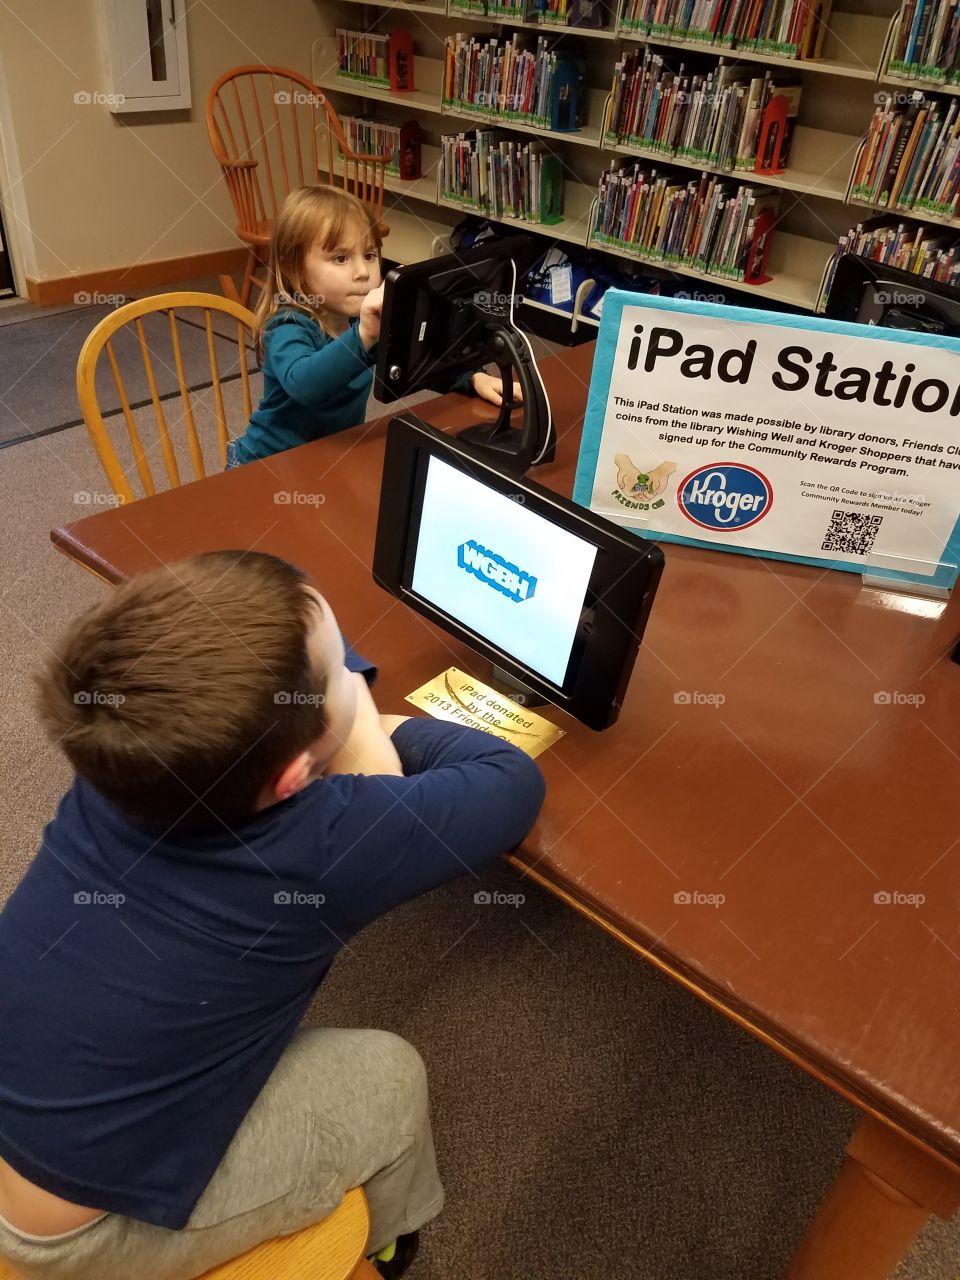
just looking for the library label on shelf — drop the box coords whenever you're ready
[573,291,960,593]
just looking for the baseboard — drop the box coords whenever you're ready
[24,247,249,306]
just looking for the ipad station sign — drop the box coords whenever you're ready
[573,292,960,592]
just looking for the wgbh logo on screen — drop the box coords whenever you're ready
[457,540,537,603]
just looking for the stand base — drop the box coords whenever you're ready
[861,549,956,602]
[489,664,549,708]
[454,315,554,475]
[862,570,952,601]
[459,421,556,472]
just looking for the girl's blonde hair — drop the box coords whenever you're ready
[252,186,382,357]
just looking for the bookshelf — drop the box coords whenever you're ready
[882,71,960,93]
[618,12,891,79]
[605,125,855,200]
[847,194,960,229]
[313,0,955,322]
[313,48,445,114]
[447,5,619,38]
[439,93,610,147]
[438,178,597,245]
[877,2,960,91]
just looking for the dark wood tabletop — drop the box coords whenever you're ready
[53,341,960,1172]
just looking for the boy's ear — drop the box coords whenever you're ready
[273,751,315,802]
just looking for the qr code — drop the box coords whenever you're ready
[821,509,883,557]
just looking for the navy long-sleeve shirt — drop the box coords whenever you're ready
[0,652,544,1230]
[235,309,476,463]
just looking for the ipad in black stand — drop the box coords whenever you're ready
[374,235,555,477]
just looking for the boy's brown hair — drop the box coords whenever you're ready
[33,551,329,833]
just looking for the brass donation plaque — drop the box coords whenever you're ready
[405,667,565,759]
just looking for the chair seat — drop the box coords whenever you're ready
[197,1186,375,1279]
[0,1190,373,1280]
[0,1182,376,1274]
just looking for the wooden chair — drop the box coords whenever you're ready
[197,1187,381,1280]
[75,292,256,506]
[207,65,391,308]
[0,1187,381,1280]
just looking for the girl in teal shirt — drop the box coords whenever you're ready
[227,186,517,467]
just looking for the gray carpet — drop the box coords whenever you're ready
[0,292,958,1278]
[0,295,256,447]
[0,296,93,328]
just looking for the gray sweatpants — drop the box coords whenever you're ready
[0,1028,444,1280]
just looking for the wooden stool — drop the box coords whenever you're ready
[0,1187,381,1280]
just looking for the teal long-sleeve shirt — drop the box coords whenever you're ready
[233,308,476,463]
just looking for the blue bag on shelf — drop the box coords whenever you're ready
[522,245,592,314]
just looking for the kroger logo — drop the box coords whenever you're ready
[677,464,772,531]
[457,540,537,603]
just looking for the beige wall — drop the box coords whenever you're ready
[0,0,322,286]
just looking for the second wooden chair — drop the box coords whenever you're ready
[75,292,256,505]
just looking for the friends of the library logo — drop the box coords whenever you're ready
[457,540,537,603]
[677,464,772,531]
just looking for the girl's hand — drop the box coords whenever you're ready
[472,371,523,406]
[358,284,384,350]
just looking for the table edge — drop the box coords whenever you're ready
[507,852,960,1174]
[51,528,122,585]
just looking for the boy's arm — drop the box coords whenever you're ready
[324,718,545,930]
[269,322,376,411]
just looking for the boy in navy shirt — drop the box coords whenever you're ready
[0,549,544,1280]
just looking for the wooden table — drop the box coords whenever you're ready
[53,343,960,1279]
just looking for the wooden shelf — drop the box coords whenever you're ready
[379,204,458,261]
[587,226,831,310]
[879,70,960,97]
[876,9,960,97]
[336,0,448,10]
[842,85,960,236]
[439,84,608,147]
[437,176,595,246]
[313,38,446,114]
[317,73,445,115]
[312,4,956,318]
[332,144,443,204]
[606,125,857,202]
[846,194,960,233]
[618,12,888,80]
[446,5,618,39]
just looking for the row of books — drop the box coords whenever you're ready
[823,217,960,300]
[889,0,960,84]
[440,128,565,222]
[592,159,778,281]
[851,92,960,218]
[340,115,403,173]
[443,33,586,131]
[620,0,831,58]
[335,29,390,84]
[450,0,610,26]
[605,51,801,171]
